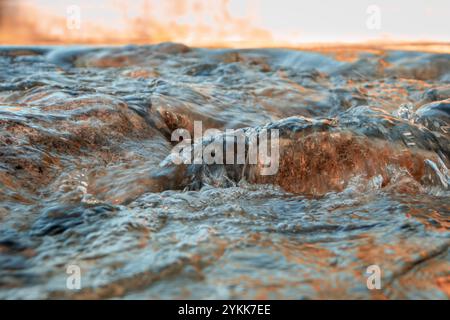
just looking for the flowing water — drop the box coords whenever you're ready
[0,43,449,299]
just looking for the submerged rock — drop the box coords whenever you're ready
[159,107,450,195]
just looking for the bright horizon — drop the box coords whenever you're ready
[0,0,449,46]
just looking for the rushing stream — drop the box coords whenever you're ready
[0,43,449,299]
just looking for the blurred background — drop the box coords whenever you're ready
[0,0,449,47]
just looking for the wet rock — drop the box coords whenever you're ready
[385,52,450,81]
[160,109,450,195]
[152,42,191,54]
[421,86,450,102]
[184,63,217,76]
[31,203,116,236]
[415,99,450,134]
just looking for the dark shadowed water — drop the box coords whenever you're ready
[0,43,449,299]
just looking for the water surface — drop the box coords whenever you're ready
[0,44,449,299]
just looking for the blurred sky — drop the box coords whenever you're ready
[0,0,449,45]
